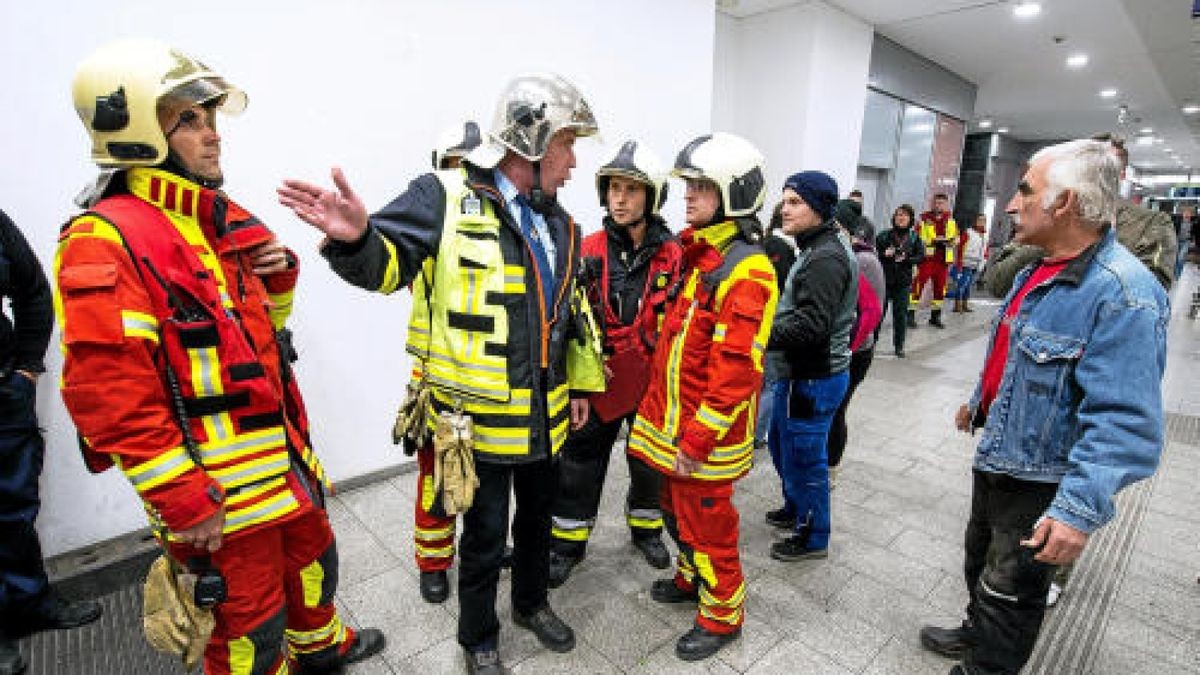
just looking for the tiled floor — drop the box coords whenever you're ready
[19,269,1200,674]
[317,268,1199,674]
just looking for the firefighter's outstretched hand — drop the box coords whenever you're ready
[673,452,700,477]
[174,507,225,553]
[570,398,590,431]
[278,167,369,243]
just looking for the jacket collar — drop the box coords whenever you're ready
[1051,226,1110,286]
[685,220,741,253]
[603,215,672,251]
[793,219,836,248]
[125,167,273,253]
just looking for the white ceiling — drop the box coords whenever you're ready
[717,0,1200,172]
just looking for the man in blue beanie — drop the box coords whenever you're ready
[763,171,859,560]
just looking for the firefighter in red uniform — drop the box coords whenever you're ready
[57,39,384,674]
[629,133,779,661]
[411,120,483,605]
[908,192,958,328]
[547,140,683,587]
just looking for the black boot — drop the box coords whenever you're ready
[297,628,387,673]
[0,637,25,675]
[6,592,102,638]
[930,309,945,328]
[547,550,582,589]
[632,535,671,569]
[907,310,918,328]
[650,578,699,604]
[420,570,449,604]
[919,621,974,659]
[764,507,796,530]
[513,605,575,653]
[462,645,509,675]
[675,623,741,661]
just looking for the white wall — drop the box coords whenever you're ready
[714,1,872,202]
[0,0,716,556]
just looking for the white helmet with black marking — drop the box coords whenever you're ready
[595,140,669,216]
[672,132,766,218]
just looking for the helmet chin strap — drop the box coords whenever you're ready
[528,161,556,215]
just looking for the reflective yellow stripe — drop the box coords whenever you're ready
[473,424,530,455]
[200,427,287,464]
[700,581,746,609]
[286,615,346,650]
[695,403,734,436]
[552,525,591,541]
[431,387,531,415]
[699,604,744,626]
[415,542,455,558]
[712,324,728,343]
[692,551,719,589]
[415,523,454,541]
[120,446,194,493]
[224,489,300,534]
[420,473,436,511]
[550,418,569,454]
[299,559,324,608]
[224,476,286,508]
[227,634,255,675]
[120,310,159,343]
[209,453,290,490]
[627,516,664,530]
[267,288,294,330]
[377,232,402,294]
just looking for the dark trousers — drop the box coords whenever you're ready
[0,372,50,619]
[550,413,661,558]
[961,470,1058,674]
[827,348,874,468]
[881,284,910,352]
[457,456,557,648]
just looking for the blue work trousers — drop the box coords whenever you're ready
[0,372,50,615]
[767,372,849,551]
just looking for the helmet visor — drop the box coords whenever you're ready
[166,76,247,116]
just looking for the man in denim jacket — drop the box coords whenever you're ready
[919,139,1169,675]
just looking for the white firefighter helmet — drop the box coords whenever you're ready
[595,140,669,216]
[466,73,598,168]
[432,120,483,170]
[672,132,766,218]
[71,38,246,168]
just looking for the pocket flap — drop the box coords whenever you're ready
[1017,330,1084,363]
[59,262,117,292]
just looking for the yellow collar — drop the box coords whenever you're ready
[692,220,740,252]
[125,168,207,219]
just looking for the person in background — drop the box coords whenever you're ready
[827,202,884,487]
[754,202,796,452]
[847,189,876,242]
[909,194,958,328]
[876,205,925,357]
[764,171,857,562]
[0,209,102,675]
[951,215,987,313]
[1174,205,1194,279]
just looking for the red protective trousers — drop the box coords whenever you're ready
[167,507,354,675]
[413,443,456,571]
[910,259,950,308]
[660,479,744,634]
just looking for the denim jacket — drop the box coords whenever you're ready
[967,227,1169,534]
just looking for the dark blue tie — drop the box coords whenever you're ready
[514,195,556,315]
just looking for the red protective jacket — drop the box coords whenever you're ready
[55,168,326,537]
[628,220,778,482]
[581,219,683,421]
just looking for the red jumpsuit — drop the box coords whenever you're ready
[627,220,778,635]
[910,210,958,310]
[55,168,354,674]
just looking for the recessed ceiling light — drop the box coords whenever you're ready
[1065,54,1088,68]
[1013,1,1042,19]
[1139,127,1154,134]
[1183,105,1200,114]
[998,127,1010,134]
[1099,88,1118,98]
[1136,136,1155,146]
[979,119,994,129]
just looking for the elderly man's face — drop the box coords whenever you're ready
[539,129,578,196]
[1006,156,1058,248]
